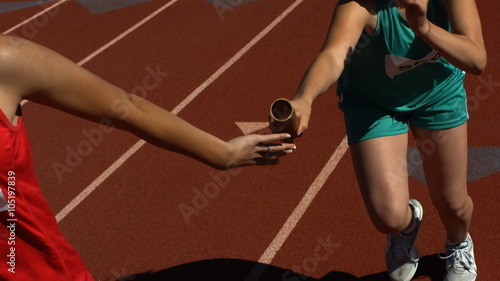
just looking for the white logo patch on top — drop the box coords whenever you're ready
[385,49,441,79]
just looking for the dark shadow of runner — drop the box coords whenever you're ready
[112,254,445,281]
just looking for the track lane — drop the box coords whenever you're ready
[0,0,497,280]
[17,0,181,215]
[3,1,167,60]
[0,1,65,32]
[268,1,500,279]
[46,0,319,279]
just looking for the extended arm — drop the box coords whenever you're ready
[0,35,295,170]
[291,0,373,134]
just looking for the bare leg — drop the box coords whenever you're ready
[411,123,471,244]
[350,133,412,234]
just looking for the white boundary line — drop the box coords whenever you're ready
[77,0,178,66]
[55,0,180,222]
[3,0,68,35]
[56,0,307,222]
[171,0,305,115]
[258,136,349,264]
[56,140,146,222]
[18,0,179,107]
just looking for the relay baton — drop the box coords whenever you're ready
[269,98,298,143]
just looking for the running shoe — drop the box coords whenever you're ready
[440,233,477,281]
[385,199,423,281]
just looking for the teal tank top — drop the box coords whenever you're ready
[337,0,465,111]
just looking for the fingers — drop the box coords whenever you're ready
[257,142,296,156]
[255,133,295,144]
[254,141,295,166]
[289,98,311,138]
[244,142,296,167]
[252,148,286,166]
[297,114,309,138]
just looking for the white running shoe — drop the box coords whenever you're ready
[385,199,423,281]
[440,233,477,281]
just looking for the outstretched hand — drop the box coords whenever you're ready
[225,133,296,169]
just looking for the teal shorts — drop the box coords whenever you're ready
[338,89,469,145]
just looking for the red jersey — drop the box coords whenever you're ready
[0,107,93,281]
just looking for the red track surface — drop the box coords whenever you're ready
[1,0,498,280]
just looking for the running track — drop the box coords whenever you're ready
[1,0,498,280]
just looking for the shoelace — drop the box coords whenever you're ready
[439,244,478,274]
[388,233,419,262]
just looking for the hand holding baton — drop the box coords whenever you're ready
[269,98,299,143]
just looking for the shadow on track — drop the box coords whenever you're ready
[111,254,445,281]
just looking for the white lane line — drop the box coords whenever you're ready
[77,0,178,66]
[55,140,146,222]
[56,0,306,222]
[3,0,68,35]
[18,0,178,107]
[55,0,180,223]
[258,136,349,264]
[172,0,305,115]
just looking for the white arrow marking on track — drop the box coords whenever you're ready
[235,122,269,135]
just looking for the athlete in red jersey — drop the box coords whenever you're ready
[0,108,94,280]
[0,35,296,280]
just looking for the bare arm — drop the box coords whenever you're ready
[291,0,373,133]
[0,35,295,170]
[402,0,486,74]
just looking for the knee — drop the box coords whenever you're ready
[370,203,412,234]
[432,194,473,219]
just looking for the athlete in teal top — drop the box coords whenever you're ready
[338,0,464,110]
[287,0,486,280]
[337,0,470,144]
